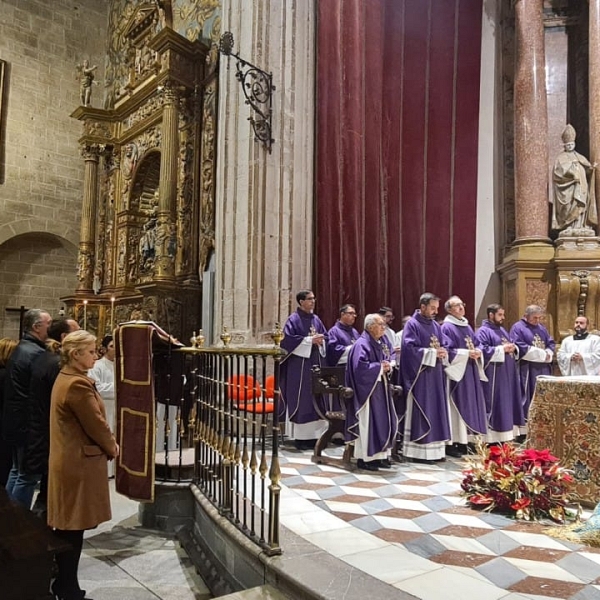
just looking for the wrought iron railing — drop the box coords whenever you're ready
[179,343,285,556]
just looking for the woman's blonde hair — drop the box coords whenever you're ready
[0,338,18,367]
[60,330,96,367]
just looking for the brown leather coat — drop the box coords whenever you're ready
[47,366,118,530]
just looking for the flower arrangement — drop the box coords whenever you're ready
[461,441,574,522]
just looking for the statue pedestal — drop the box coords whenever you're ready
[498,243,555,333]
[553,236,600,339]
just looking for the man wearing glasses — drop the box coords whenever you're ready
[327,305,360,367]
[279,290,328,451]
[346,314,398,471]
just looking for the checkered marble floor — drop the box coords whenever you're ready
[278,447,600,600]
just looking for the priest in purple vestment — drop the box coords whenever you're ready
[399,293,451,463]
[441,296,488,457]
[279,290,328,450]
[475,304,525,443]
[509,305,555,422]
[327,304,360,367]
[346,314,399,471]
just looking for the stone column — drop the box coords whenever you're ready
[155,81,179,282]
[214,0,316,343]
[77,143,101,292]
[513,0,550,243]
[590,0,600,220]
[499,1,554,334]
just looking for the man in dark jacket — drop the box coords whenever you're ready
[2,309,52,507]
[23,318,80,515]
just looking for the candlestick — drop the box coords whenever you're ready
[110,296,115,333]
[83,299,88,330]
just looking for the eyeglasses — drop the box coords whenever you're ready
[343,311,357,316]
[451,302,465,308]
[304,296,316,301]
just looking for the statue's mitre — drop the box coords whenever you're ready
[562,124,576,143]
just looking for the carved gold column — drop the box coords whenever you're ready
[499,0,554,332]
[155,81,179,282]
[77,143,101,292]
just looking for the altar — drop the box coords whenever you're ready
[528,375,600,507]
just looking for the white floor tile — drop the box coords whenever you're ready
[282,509,351,535]
[385,497,433,511]
[339,485,380,498]
[373,515,424,532]
[303,527,389,557]
[394,566,511,600]
[431,534,496,555]
[501,530,574,550]
[436,512,494,528]
[502,557,584,583]
[342,545,442,584]
[324,500,369,515]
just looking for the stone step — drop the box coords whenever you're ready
[215,584,289,599]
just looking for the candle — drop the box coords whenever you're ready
[83,299,88,330]
[110,296,115,333]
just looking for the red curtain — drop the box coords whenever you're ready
[315,0,483,327]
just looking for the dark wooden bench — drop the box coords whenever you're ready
[310,365,354,469]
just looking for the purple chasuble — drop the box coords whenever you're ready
[399,311,450,444]
[345,331,399,455]
[279,309,328,423]
[440,319,488,435]
[327,321,360,366]
[509,319,555,417]
[475,320,525,432]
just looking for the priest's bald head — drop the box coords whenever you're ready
[364,314,386,340]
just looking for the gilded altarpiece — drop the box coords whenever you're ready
[66,4,212,340]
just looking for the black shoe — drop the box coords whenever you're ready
[445,444,463,458]
[515,434,527,444]
[51,583,87,600]
[357,459,379,471]
[378,458,393,469]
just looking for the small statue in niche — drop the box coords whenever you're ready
[551,124,598,236]
[139,213,157,270]
[76,59,99,106]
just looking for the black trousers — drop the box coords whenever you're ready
[52,528,85,599]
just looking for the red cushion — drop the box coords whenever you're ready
[237,402,275,414]
[227,375,262,401]
[264,374,276,399]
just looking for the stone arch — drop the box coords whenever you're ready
[0,218,79,251]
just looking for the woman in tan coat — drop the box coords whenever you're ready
[47,330,118,600]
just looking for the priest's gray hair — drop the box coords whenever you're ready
[364,313,381,331]
[444,296,461,312]
[524,305,543,316]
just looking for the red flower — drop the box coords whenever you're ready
[511,497,531,510]
[469,493,494,505]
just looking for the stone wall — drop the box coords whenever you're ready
[0,0,108,336]
[0,233,78,338]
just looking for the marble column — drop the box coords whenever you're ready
[156,81,179,281]
[77,144,101,292]
[214,0,315,343]
[513,0,550,243]
[590,0,600,222]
